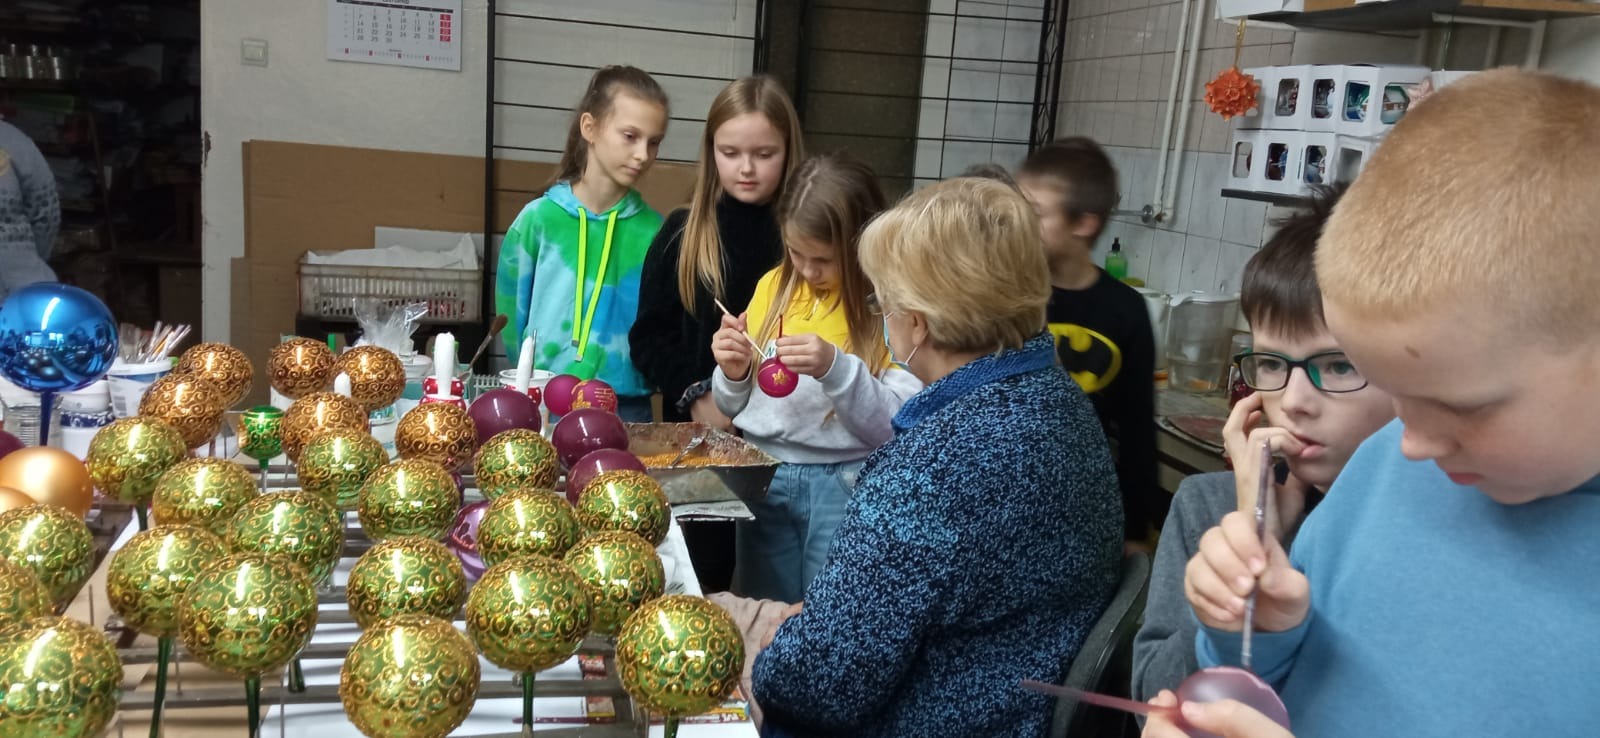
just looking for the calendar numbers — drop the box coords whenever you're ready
[327,0,461,71]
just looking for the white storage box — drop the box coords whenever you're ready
[1227,129,1266,192]
[1299,131,1338,189]
[1257,131,1306,196]
[1258,65,1316,130]
[1305,66,1343,132]
[1333,135,1378,186]
[1336,64,1430,137]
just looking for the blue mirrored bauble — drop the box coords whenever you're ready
[0,283,119,393]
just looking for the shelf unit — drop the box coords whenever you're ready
[1240,0,1600,33]
[1,0,201,332]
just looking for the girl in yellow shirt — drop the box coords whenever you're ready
[711,154,922,602]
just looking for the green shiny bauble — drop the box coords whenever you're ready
[298,429,387,510]
[0,504,94,606]
[84,416,189,506]
[564,531,665,637]
[224,491,344,584]
[177,552,318,678]
[339,614,480,738]
[151,458,259,535]
[575,470,671,546]
[0,616,122,738]
[345,536,466,630]
[464,556,592,673]
[106,525,228,638]
[0,556,51,622]
[473,429,560,500]
[357,459,459,542]
[615,594,744,718]
[477,489,580,568]
[238,405,285,464]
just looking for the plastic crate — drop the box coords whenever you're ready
[298,262,481,324]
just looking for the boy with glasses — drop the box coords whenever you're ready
[1131,184,1394,702]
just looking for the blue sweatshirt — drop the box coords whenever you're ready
[1198,419,1600,737]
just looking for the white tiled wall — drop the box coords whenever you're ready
[1057,0,1296,295]
[915,0,1047,188]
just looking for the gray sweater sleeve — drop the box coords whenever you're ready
[0,122,59,260]
[1130,471,1237,703]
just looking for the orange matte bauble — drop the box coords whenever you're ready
[0,447,96,518]
[0,486,35,514]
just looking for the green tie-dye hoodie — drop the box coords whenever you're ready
[495,181,662,397]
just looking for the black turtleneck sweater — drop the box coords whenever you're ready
[630,196,783,421]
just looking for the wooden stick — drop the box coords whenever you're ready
[711,299,766,354]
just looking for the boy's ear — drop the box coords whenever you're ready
[1068,212,1104,240]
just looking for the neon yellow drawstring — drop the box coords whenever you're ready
[571,207,618,361]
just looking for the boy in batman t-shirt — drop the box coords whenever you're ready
[1017,138,1162,547]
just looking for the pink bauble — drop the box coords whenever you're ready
[544,374,583,416]
[566,448,646,505]
[569,379,618,413]
[550,408,630,469]
[757,357,798,398]
[1175,667,1289,738]
[446,499,490,582]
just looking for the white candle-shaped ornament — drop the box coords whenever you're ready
[433,332,455,386]
[514,337,534,393]
[334,372,353,397]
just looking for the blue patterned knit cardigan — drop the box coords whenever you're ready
[753,331,1123,738]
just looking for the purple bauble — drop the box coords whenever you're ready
[566,448,646,505]
[467,388,542,445]
[543,374,582,417]
[550,408,629,469]
[446,499,490,582]
[0,430,22,462]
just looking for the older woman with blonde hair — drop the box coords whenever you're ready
[749,177,1123,737]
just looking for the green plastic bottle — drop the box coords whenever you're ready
[1105,237,1128,281]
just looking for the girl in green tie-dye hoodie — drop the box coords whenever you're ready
[495,66,670,422]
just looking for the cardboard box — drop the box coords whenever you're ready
[1257,131,1305,196]
[235,141,697,407]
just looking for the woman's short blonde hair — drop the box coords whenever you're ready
[858,178,1049,353]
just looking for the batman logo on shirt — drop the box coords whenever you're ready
[1048,322,1122,394]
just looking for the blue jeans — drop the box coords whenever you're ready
[733,459,864,603]
[615,396,653,423]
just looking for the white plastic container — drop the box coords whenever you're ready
[106,359,172,419]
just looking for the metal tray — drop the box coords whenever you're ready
[625,422,778,506]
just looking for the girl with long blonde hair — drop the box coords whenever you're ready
[630,76,803,426]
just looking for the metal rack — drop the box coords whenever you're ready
[793,0,1070,192]
[480,0,772,330]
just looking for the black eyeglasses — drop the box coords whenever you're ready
[1232,350,1369,393]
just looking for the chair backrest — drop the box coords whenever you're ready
[1049,551,1152,738]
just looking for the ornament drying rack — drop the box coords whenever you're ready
[102,502,658,737]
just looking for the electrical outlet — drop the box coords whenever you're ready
[242,38,268,67]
